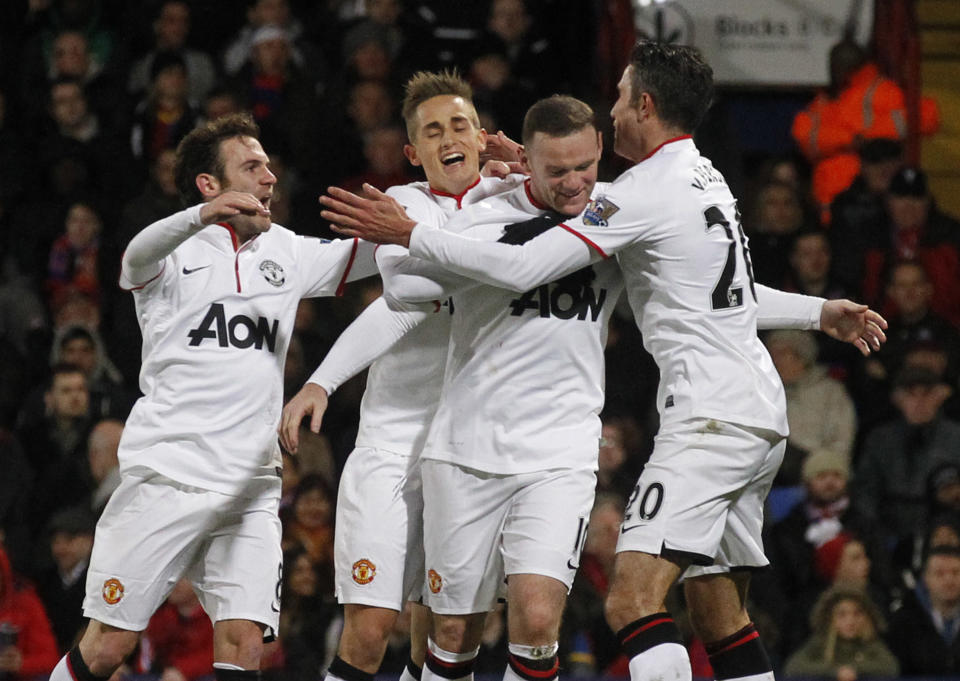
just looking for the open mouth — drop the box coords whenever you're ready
[442,152,465,166]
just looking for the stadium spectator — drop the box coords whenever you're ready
[127,0,217,104]
[482,0,563,98]
[783,584,898,679]
[790,37,939,222]
[129,51,200,178]
[829,138,903,296]
[339,125,414,194]
[886,546,960,676]
[861,167,960,327]
[44,201,102,316]
[746,180,815,288]
[222,0,317,78]
[35,508,95,652]
[282,474,336,578]
[0,543,59,681]
[85,418,122,516]
[765,330,857,482]
[853,365,960,542]
[48,324,130,421]
[139,579,214,681]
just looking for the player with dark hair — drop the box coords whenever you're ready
[47,112,376,681]
[319,41,887,681]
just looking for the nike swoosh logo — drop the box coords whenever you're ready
[183,265,211,275]
[270,602,280,613]
[566,559,579,570]
[621,524,644,534]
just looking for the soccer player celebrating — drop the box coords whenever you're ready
[49,113,376,681]
[279,70,521,681]
[320,42,887,681]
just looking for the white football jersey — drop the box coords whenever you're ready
[352,176,519,456]
[419,180,624,475]
[118,208,376,496]
[410,138,788,437]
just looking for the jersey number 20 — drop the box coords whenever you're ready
[704,205,756,310]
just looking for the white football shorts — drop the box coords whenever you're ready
[421,459,596,615]
[334,447,425,609]
[616,417,785,576]
[83,470,283,635]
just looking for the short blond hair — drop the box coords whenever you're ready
[401,69,479,140]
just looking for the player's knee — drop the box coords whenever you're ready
[433,617,477,653]
[513,601,560,643]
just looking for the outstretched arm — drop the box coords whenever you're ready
[278,295,430,452]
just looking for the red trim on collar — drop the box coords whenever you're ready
[335,238,360,296]
[523,178,550,210]
[217,222,240,251]
[640,134,693,162]
[429,175,481,209]
[557,223,609,258]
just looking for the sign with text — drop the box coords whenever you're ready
[632,0,874,86]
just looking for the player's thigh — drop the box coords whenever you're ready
[193,484,283,638]
[617,419,778,567]
[501,467,596,590]
[420,459,513,615]
[335,448,424,609]
[684,430,785,578]
[83,473,217,631]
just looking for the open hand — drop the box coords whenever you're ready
[819,299,887,356]
[320,183,416,246]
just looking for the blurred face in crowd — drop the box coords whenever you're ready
[288,552,318,596]
[155,1,190,50]
[406,94,486,196]
[50,531,93,574]
[153,149,179,196]
[46,371,89,419]
[862,158,901,194]
[886,262,932,321]
[65,202,101,249]
[351,40,391,81]
[348,81,393,132]
[250,0,289,27]
[60,336,96,375]
[790,232,831,285]
[253,36,290,76]
[924,554,960,611]
[488,0,531,44]
[52,31,92,79]
[585,501,623,567]
[887,193,930,231]
[295,487,333,529]
[834,540,871,585]
[153,64,188,102]
[930,523,960,548]
[831,598,872,640]
[807,469,848,505]
[522,127,601,217]
[893,382,951,425]
[365,0,400,25]
[756,182,803,234]
[363,127,407,175]
[766,338,808,384]
[50,81,87,130]
[936,481,960,513]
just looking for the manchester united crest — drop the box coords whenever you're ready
[352,559,376,584]
[428,569,443,594]
[581,197,620,227]
[259,260,285,287]
[102,578,125,604]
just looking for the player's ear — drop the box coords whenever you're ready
[477,127,488,152]
[597,130,603,156]
[404,144,422,167]
[195,173,221,198]
[518,145,532,176]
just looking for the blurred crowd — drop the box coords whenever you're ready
[0,1,959,680]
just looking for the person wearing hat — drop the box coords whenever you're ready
[784,584,899,679]
[766,449,883,659]
[859,165,960,326]
[887,546,960,676]
[853,364,960,543]
[35,508,96,652]
[829,138,903,295]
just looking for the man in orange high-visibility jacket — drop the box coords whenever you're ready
[792,39,939,223]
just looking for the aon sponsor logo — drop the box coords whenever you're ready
[187,303,279,352]
[509,281,607,321]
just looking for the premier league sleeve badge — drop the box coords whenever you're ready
[582,197,620,227]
